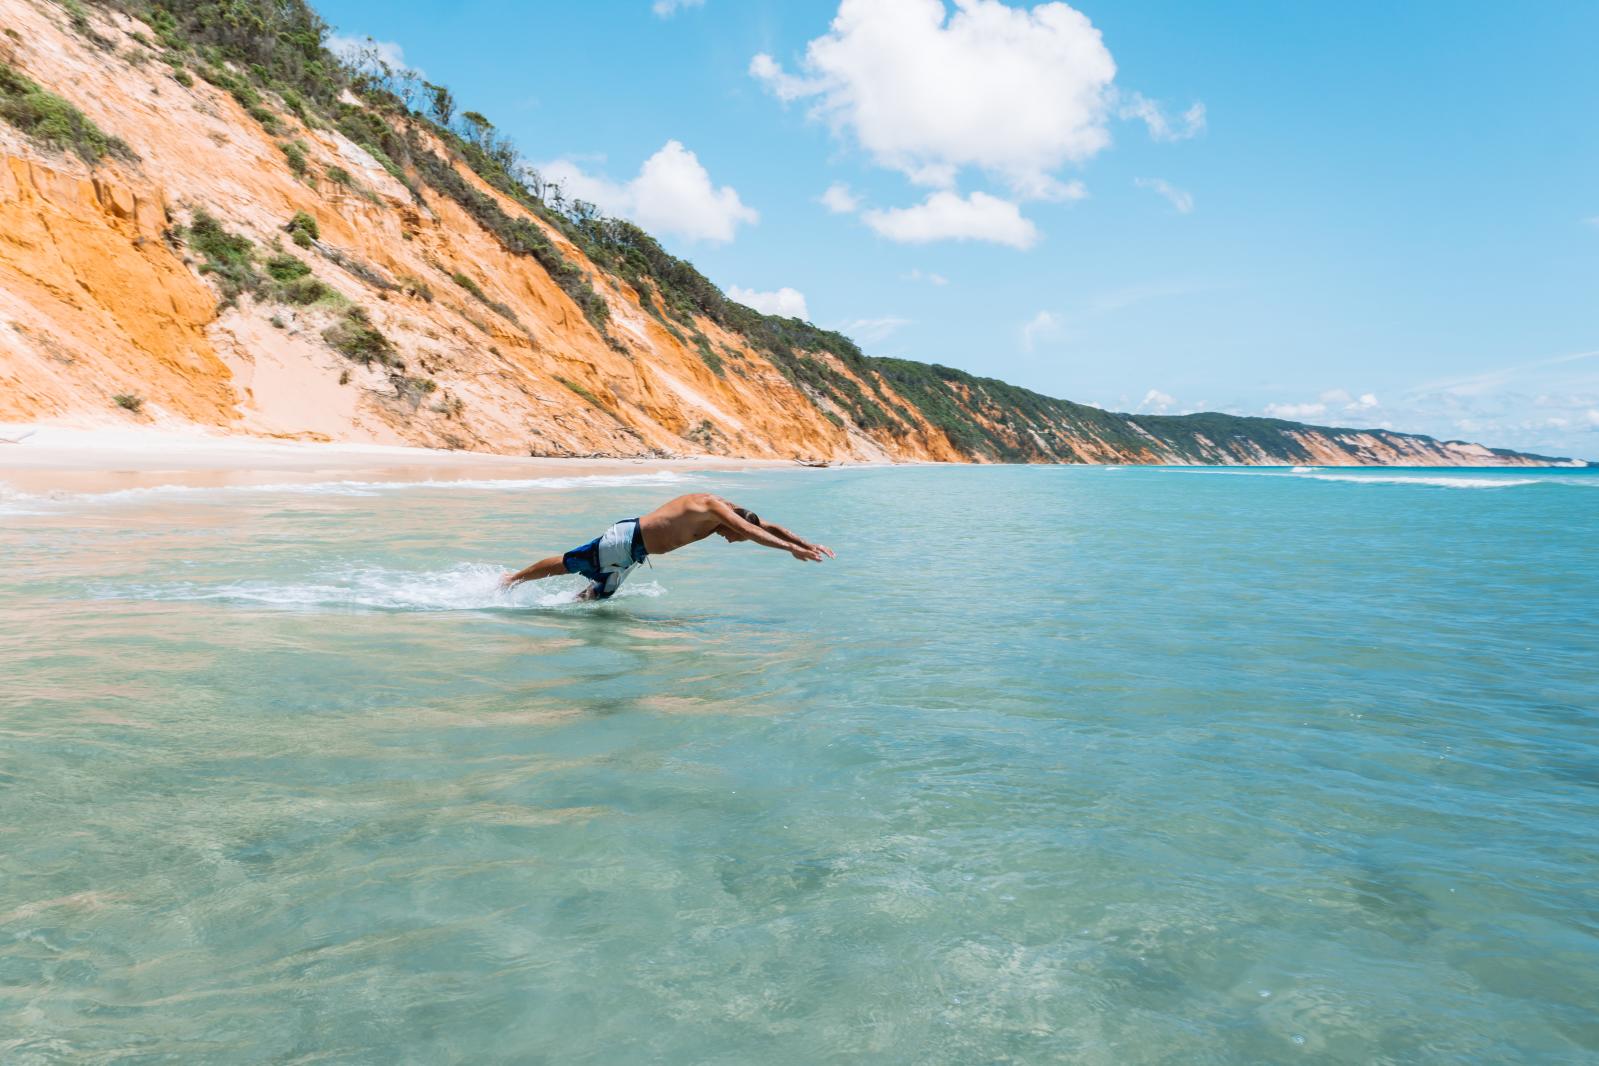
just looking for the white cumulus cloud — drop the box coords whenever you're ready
[1118,92,1206,141]
[820,182,861,214]
[728,285,810,319]
[652,0,705,16]
[863,190,1039,249]
[1317,389,1381,413]
[1135,177,1193,214]
[1139,389,1177,414]
[541,141,756,243]
[750,0,1119,200]
[1021,310,1061,351]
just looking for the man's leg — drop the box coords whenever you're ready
[501,553,568,589]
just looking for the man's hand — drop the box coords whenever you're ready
[789,544,827,562]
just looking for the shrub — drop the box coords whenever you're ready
[0,63,136,163]
[185,209,260,306]
[277,87,311,124]
[323,305,397,366]
[279,139,308,176]
[451,271,520,324]
[286,210,319,248]
[61,0,104,44]
[262,253,335,304]
[451,271,486,301]
[275,274,336,305]
[264,252,310,282]
[555,376,605,410]
[394,374,436,403]
[694,335,724,377]
[248,105,280,133]
[398,275,434,301]
[112,393,144,412]
[325,164,352,186]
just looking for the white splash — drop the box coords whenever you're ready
[102,564,667,612]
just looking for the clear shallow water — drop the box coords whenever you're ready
[2,464,1596,1064]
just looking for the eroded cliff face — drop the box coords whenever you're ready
[0,0,1570,467]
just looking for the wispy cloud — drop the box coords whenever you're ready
[1375,348,1599,457]
[1135,177,1194,214]
[652,0,705,17]
[840,316,910,343]
[327,35,416,75]
[904,269,949,286]
[1021,311,1062,352]
[1118,92,1207,142]
[1264,401,1326,420]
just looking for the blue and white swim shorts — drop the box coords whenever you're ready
[562,518,649,599]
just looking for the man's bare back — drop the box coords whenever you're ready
[501,494,833,600]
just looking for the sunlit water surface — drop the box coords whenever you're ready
[2,465,1596,1063]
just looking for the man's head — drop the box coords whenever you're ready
[717,506,761,542]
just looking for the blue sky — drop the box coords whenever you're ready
[316,0,1599,459]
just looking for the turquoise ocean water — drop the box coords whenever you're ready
[2,464,1596,1063]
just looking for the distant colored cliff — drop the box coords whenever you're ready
[0,0,1577,466]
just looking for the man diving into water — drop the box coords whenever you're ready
[500,493,835,600]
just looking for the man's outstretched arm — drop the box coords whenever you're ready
[759,520,835,559]
[711,499,828,561]
[500,554,567,589]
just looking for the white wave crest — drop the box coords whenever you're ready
[1,471,688,508]
[1302,474,1542,489]
[102,563,667,612]
[1157,468,1589,488]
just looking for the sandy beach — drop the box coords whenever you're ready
[0,423,802,497]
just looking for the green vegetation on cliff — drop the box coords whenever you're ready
[0,60,134,162]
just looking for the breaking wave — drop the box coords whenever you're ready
[99,563,666,612]
[1158,468,1590,489]
[1300,474,1543,489]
